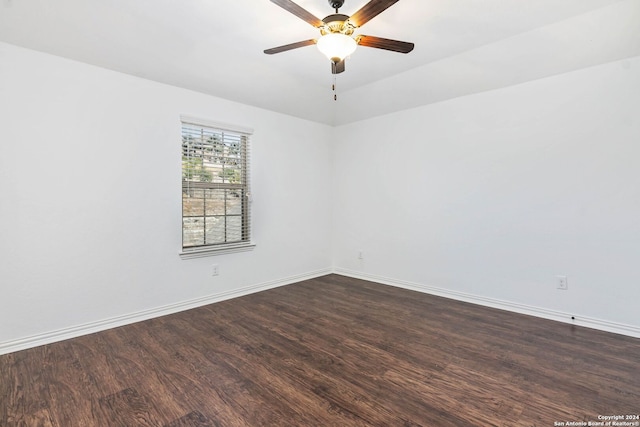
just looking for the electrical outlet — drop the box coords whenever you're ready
[557,275,568,290]
[212,264,219,276]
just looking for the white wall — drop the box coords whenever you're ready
[0,42,333,350]
[332,56,640,333]
[2,40,639,352]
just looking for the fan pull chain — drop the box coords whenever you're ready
[332,75,337,101]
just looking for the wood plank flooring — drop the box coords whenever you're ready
[1,274,639,426]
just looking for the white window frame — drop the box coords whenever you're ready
[179,116,255,259]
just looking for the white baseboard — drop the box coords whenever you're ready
[4,267,637,355]
[0,268,332,355]
[333,268,640,340]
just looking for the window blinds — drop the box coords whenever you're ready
[181,121,251,250]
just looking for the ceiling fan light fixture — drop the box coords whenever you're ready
[265,0,414,75]
[316,33,357,62]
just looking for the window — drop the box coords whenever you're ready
[180,117,253,258]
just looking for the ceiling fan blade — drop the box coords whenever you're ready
[348,0,400,27]
[264,39,317,55]
[331,59,346,74]
[269,0,324,27]
[356,35,414,53]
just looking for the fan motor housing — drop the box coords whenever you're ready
[320,13,355,35]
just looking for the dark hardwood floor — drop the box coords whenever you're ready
[2,274,639,426]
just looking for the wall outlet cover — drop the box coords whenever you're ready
[557,276,568,290]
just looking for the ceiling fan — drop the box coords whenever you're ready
[264,0,414,75]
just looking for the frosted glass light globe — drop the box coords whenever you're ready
[317,33,357,62]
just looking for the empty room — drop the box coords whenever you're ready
[1,0,639,425]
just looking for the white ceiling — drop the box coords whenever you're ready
[1,0,639,125]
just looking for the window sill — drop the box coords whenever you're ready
[179,242,256,259]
